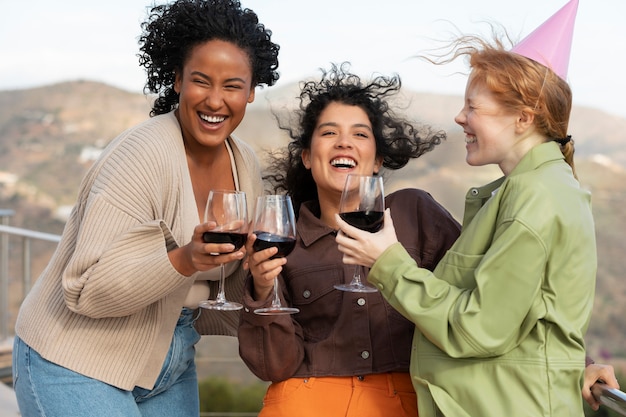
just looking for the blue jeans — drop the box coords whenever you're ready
[13,308,202,417]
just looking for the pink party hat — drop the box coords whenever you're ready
[511,0,579,80]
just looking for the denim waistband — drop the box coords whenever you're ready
[178,307,201,326]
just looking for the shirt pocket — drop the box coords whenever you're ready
[288,266,343,342]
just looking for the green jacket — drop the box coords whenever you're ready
[369,142,596,416]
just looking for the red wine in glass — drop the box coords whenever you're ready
[203,231,247,252]
[339,210,384,233]
[335,174,384,293]
[198,190,248,311]
[252,195,300,315]
[253,232,296,259]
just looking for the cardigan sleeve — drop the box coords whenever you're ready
[62,121,194,318]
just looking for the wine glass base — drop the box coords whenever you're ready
[334,283,378,293]
[199,300,243,311]
[254,307,300,315]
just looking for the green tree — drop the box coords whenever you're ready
[237,383,267,412]
[198,377,268,413]
[198,378,235,412]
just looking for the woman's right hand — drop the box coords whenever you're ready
[168,221,245,276]
[335,209,399,268]
[246,233,287,301]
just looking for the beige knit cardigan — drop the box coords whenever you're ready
[15,111,263,390]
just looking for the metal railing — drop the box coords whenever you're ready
[2,209,626,416]
[593,383,626,415]
[0,209,61,341]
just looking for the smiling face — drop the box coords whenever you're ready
[174,39,255,153]
[301,102,382,207]
[454,75,527,175]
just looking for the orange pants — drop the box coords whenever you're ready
[258,372,418,417]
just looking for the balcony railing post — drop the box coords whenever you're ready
[0,222,61,345]
[0,209,15,341]
[22,238,32,296]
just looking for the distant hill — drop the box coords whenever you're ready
[2,80,626,370]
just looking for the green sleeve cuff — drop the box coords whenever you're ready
[368,242,417,293]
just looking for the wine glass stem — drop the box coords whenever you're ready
[270,277,282,309]
[215,263,226,304]
[351,265,363,286]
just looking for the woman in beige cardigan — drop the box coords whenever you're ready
[12,1,279,416]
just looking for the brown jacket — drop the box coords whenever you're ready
[238,188,461,382]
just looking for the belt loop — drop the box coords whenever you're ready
[193,307,202,323]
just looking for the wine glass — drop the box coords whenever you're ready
[335,174,384,293]
[199,190,248,311]
[252,194,299,315]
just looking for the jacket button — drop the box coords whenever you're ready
[361,350,370,359]
[357,298,366,306]
[303,290,311,299]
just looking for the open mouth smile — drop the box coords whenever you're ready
[199,113,226,124]
[330,157,356,168]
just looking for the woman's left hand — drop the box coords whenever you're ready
[583,362,620,410]
[335,208,399,269]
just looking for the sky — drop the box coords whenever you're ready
[1,0,625,118]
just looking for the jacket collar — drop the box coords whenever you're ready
[462,141,564,227]
[298,200,337,247]
[509,141,565,177]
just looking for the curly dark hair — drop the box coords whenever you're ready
[266,62,446,216]
[137,0,280,116]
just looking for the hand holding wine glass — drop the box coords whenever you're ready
[251,194,299,315]
[335,174,384,293]
[199,190,248,311]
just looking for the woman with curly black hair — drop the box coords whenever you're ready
[13,1,279,416]
[238,63,461,416]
